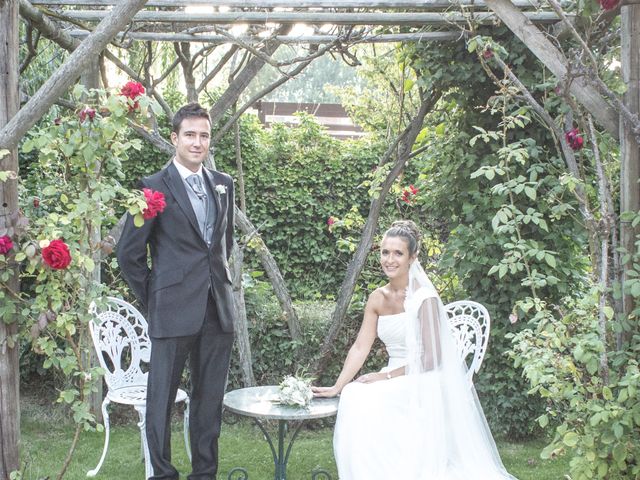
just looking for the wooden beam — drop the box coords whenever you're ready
[484,0,619,139]
[0,0,150,150]
[68,29,463,43]
[0,0,21,477]
[620,3,640,335]
[30,0,553,8]
[57,10,564,25]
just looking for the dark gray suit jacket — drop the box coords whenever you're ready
[117,162,235,337]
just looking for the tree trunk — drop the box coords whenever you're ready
[313,94,436,375]
[0,0,21,477]
[619,3,640,346]
[484,0,619,138]
[0,0,150,150]
[235,209,302,341]
[230,241,256,387]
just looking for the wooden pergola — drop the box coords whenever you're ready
[0,0,638,477]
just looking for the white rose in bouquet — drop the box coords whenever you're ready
[278,375,314,407]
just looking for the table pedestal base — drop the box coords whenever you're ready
[226,417,333,480]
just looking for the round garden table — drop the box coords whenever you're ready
[223,385,339,480]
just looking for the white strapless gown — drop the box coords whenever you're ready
[334,312,515,480]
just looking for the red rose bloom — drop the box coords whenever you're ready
[0,235,13,255]
[42,239,72,270]
[142,188,166,220]
[565,128,584,151]
[79,107,96,123]
[120,81,146,111]
[401,185,419,204]
[327,217,336,226]
[599,0,619,10]
[482,48,493,59]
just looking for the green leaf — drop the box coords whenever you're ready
[85,258,95,272]
[524,186,537,200]
[602,386,613,401]
[133,214,144,228]
[545,254,557,268]
[538,414,549,428]
[563,431,579,447]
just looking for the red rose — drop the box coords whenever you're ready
[327,217,336,226]
[599,0,618,10]
[41,239,72,270]
[482,48,493,59]
[142,188,166,220]
[0,235,13,255]
[120,81,146,111]
[565,128,584,151]
[401,185,419,204]
[79,107,96,123]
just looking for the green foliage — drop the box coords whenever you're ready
[217,113,386,298]
[509,292,640,480]
[2,86,159,476]
[228,279,387,389]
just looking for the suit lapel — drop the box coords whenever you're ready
[163,163,202,239]
[203,169,224,246]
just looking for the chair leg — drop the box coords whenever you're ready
[183,398,191,461]
[86,398,111,477]
[135,405,153,480]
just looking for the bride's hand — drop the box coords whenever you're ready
[355,372,384,384]
[311,385,340,398]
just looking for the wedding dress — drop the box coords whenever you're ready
[333,262,517,480]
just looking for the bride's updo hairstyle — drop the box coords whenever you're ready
[383,220,422,256]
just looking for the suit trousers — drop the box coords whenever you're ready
[146,291,234,480]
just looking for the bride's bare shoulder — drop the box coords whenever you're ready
[366,285,389,311]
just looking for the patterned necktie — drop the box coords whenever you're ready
[186,174,206,200]
[186,174,208,238]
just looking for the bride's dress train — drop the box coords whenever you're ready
[334,303,517,479]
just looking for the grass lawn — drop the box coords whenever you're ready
[19,397,570,480]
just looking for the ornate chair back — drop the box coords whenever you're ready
[444,300,491,383]
[89,296,151,395]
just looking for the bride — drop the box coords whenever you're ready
[312,220,517,480]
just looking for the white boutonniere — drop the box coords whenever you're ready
[215,184,227,195]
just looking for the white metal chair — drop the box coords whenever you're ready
[444,300,491,382]
[87,297,190,479]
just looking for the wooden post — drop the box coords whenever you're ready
[0,0,21,477]
[620,3,640,342]
[80,59,104,422]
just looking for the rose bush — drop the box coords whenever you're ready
[0,81,161,478]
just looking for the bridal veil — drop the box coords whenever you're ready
[403,260,517,479]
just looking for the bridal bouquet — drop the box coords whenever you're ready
[278,375,314,408]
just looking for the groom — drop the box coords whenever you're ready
[117,103,236,480]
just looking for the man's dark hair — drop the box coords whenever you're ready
[172,103,211,133]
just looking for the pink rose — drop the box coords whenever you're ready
[509,313,518,325]
[42,239,72,270]
[327,217,336,226]
[0,235,13,255]
[142,188,166,220]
